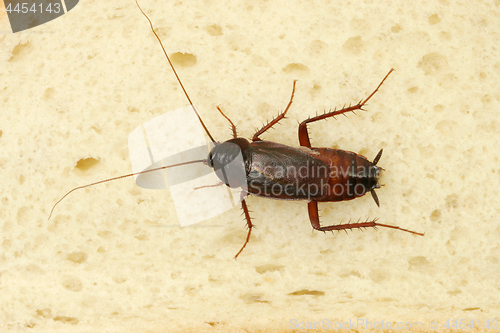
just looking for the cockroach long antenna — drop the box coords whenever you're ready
[135,0,216,144]
[48,159,207,220]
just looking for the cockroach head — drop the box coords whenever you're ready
[207,138,250,188]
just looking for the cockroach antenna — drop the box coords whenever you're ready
[49,1,221,220]
[48,159,206,220]
[135,0,217,144]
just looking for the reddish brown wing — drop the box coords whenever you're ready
[245,141,331,200]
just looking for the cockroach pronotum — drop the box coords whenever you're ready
[49,0,424,259]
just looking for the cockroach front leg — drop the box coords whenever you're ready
[299,69,394,147]
[216,106,238,139]
[252,80,297,142]
[307,201,424,235]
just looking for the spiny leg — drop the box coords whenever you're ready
[252,80,297,142]
[216,106,237,139]
[307,201,424,235]
[234,198,254,259]
[299,69,394,148]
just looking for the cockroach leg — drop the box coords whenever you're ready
[252,80,297,142]
[216,106,238,139]
[234,198,253,259]
[307,201,424,236]
[298,69,394,148]
[308,201,321,229]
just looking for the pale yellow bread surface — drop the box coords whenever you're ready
[0,0,499,332]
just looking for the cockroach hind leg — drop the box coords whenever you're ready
[298,71,392,148]
[308,202,423,236]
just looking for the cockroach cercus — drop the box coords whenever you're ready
[49,0,424,259]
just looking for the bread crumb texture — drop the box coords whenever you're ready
[1,0,499,332]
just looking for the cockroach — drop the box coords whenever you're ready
[50,0,424,259]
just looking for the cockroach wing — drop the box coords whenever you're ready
[128,106,243,227]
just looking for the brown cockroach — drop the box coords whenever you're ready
[50,1,424,259]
